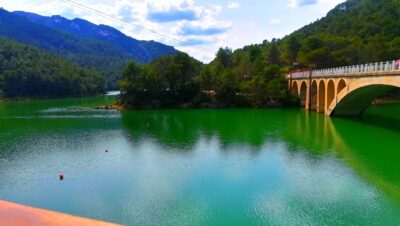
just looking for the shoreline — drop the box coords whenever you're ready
[95,104,124,110]
[0,92,110,103]
[372,98,400,105]
[2,96,399,110]
[105,103,300,111]
[112,100,400,111]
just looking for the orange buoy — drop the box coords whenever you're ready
[59,174,64,180]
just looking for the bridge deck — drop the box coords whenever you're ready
[0,200,121,226]
[289,60,400,79]
[291,70,400,79]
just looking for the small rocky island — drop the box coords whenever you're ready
[94,105,123,110]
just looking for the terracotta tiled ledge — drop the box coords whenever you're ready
[0,200,121,226]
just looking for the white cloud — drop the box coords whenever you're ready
[288,0,319,8]
[228,2,241,9]
[269,19,282,24]
[288,0,344,8]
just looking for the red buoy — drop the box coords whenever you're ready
[59,174,64,180]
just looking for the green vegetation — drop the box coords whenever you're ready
[1,9,177,90]
[280,0,400,68]
[120,0,400,109]
[0,8,131,90]
[119,50,298,108]
[119,53,203,108]
[225,0,400,72]
[0,38,105,99]
[1,0,398,104]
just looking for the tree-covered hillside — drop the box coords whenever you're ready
[197,0,400,107]
[119,0,400,109]
[280,0,400,68]
[14,11,177,63]
[119,49,297,109]
[222,0,400,73]
[0,38,105,98]
[0,8,178,89]
[0,8,131,89]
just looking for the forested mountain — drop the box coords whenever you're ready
[14,11,177,63]
[0,8,129,89]
[0,38,105,98]
[280,0,400,68]
[0,8,177,89]
[201,0,400,104]
[218,0,400,74]
[119,0,400,109]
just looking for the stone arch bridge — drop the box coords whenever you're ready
[288,60,400,116]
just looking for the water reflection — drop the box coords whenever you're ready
[120,108,400,206]
[121,109,295,151]
[120,109,340,154]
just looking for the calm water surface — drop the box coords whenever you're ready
[1,95,400,225]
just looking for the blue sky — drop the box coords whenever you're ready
[0,0,345,62]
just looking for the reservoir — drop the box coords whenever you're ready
[0,95,400,225]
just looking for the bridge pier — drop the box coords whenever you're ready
[317,80,325,113]
[305,79,311,110]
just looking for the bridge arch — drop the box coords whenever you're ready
[337,79,346,95]
[318,80,326,113]
[328,78,400,116]
[291,81,299,95]
[327,80,335,109]
[299,81,308,107]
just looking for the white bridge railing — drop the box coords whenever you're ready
[290,60,400,79]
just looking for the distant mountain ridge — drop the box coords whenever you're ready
[0,8,177,89]
[14,11,177,63]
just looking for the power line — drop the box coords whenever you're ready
[58,0,214,53]
[59,0,182,44]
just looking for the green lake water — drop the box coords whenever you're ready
[1,95,400,225]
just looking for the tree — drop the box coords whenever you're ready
[119,61,142,94]
[268,43,280,65]
[281,35,301,65]
[215,69,239,106]
[216,47,233,68]
[119,53,202,108]
[196,66,214,99]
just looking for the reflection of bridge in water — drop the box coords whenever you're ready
[287,110,400,204]
[120,109,400,204]
[288,60,400,116]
